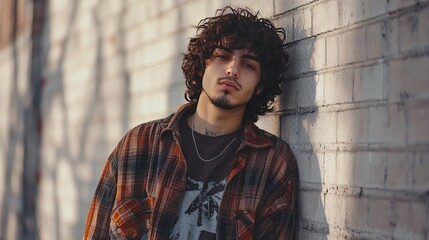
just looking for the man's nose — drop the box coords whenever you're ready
[226,59,239,78]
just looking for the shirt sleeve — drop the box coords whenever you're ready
[83,149,118,239]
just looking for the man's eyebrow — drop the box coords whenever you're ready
[216,45,234,54]
[215,45,260,62]
[242,53,260,62]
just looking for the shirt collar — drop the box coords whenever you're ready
[161,102,273,149]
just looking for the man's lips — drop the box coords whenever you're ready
[218,78,240,91]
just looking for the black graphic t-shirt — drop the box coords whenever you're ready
[169,118,242,240]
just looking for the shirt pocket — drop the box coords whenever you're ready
[235,210,255,240]
[109,197,153,240]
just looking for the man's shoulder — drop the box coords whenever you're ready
[124,103,193,137]
[116,114,174,146]
[251,125,296,162]
[128,114,173,134]
[245,125,298,178]
[250,124,292,150]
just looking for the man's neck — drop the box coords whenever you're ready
[188,101,245,137]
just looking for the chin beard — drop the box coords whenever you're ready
[206,90,235,110]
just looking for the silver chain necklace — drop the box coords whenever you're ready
[191,117,237,162]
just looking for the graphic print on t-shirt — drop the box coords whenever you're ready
[169,176,226,240]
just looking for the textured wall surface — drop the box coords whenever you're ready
[0,0,33,239]
[1,0,428,239]
[277,0,429,239]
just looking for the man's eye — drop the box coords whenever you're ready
[216,54,227,60]
[244,63,256,70]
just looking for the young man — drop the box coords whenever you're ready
[84,7,298,240]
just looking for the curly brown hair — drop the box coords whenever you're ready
[182,6,288,122]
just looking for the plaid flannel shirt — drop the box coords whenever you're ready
[84,102,298,239]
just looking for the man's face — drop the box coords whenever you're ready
[201,46,262,110]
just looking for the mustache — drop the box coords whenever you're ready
[217,76,242,89]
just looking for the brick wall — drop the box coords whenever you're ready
[0,0,33,239]
[1,0,428,239]
[275,0,429,239]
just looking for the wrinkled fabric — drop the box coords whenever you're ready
[84,102,298,240]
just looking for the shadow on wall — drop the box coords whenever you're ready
[38,0,131,239]
[0,0,25,239]
[39,1,82,239]
[280,17,328,239]
[166,3,186,115]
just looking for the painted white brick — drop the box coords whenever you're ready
[326,35,339,68]
[300,190,327,224]
[75,10,93,34]
[407,101,429,144]
[130,85,185,123]
[207,0,234,12]
[336,151,355,186]
[124,26,142,51]
[282,45,325,80]
[160,8,182,36]
[388,17,400,55]
[295,150,324,184]
[394,201,427,240]
[389,55,429,103]
[343,0,390,24]
[324,151,337,185]
[368,199,394,232]
[298,229,328,240]
[311,37,326,71]
[274,0,313,14]
[295,75,324,108]
[325,194,347,227]
[299,111,337,144]
[123,1,146,28]
[338,27,367,65]
[293,7,312,40]
[314,74,325,106]
[182,0,212,28]
[341,0,365,26]
[337,108,368,143]
[414,152,429,191]
[363,0,388,20]
[324,69,353,105]
[285,37,321,76]
[346,196,368,230]
[388,0,419,12]
[256,114,280,136]
[49,13,69,44]
[354,152,386,188]
[313,0,340,35]
[281,115,299,144]
[386,152,413,190]
[230,0,275,17]
[366,21,389,60]
[279,79,298,110]
[130,59,182,94]
[367,105,407,144]
[354,63,385,102]
[398,7,429,53]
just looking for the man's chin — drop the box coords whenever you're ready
[212,100,235,110]
[210,96,235,110]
